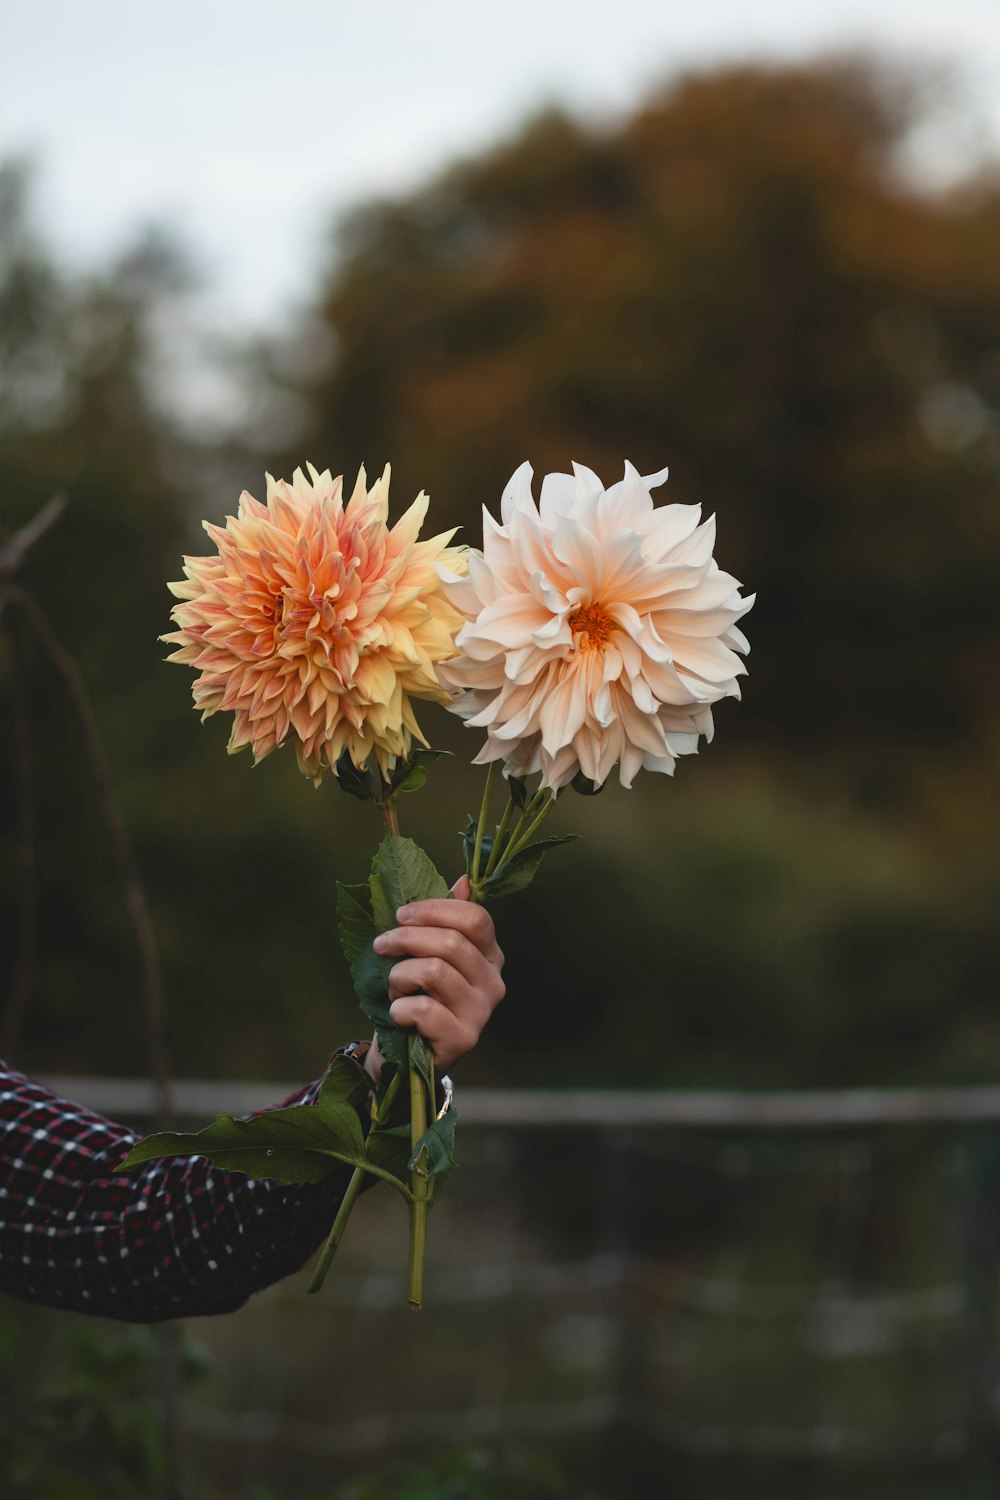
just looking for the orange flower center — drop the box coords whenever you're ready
[568,601,614,651]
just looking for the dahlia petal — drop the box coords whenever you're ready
[642,464,670,492]
[538,661,590,754]
[551,513,604,591]
[570,462,606,502]
[538,471,577,527]
[641,503,702,560]
[662,730,700,757]
[640,751,677,777]
[500,462,536,526]
[467,593,549,647]
[602,462,656,531]
[671,635,745,683]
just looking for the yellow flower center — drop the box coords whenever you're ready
[568,601,614,650]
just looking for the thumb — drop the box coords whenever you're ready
[451,873,472,901]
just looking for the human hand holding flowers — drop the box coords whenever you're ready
[364,876,505,1084]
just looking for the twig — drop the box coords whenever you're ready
[0,495,66,579]
[1,611,37,1063]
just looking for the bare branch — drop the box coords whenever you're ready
[1,611,38,1063]
[0,495,66,579]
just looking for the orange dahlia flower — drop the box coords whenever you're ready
[164,464,465,784]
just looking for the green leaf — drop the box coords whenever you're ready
[460,816,493,874]
[334,748,378,802]
[508,775,529,809]
[370,833,450,929]
[483,834,578,897]
[365,1125,412,1184]
[409,1106,458,1180]
[389,747,451,795]
[341,838,451,1069]
[335,881,402,1066]
[409,1034,435,1093]
[112,1098,409,1194]
[318,1052,375,1111]
[409,1107,459,1205]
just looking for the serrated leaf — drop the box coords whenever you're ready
[336,881,402,1065]
[409,1034,434,1093]
[409,1107,458,1179]
[508,775,529,809]
[483,834,578,897]
[390,748,451,795]
[318,1052,375,1111]
[112,1099,409,1195]
[370,833,449,930]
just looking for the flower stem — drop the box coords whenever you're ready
[501,794,556,862]
[307,1166,365,1294]
[383,799,400,835]
[307,1066,404,1294]
[489,792,538,877]
[407,1035,430,1310]
[483,794,515,879]
[470,760,496,887]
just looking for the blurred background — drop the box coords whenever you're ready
[2,2,1000,1496]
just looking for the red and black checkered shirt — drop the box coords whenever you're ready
[0,1056,357,1323]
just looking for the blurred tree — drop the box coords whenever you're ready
[3,57,1000,1090]
[290,59,1000,797]
[0,164,372,1081]
[276,57,1000,1084]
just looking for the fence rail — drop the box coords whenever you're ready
[36,1074,1000,1127]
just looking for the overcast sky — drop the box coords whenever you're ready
[3,0,999,337]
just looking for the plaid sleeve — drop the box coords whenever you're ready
[0,1056,365,1323]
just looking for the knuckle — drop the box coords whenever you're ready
[456,1020,479,1055]
[442,929,464,961]
[427,957,448,990]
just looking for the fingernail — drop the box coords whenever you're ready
[396,905,413,921]
[372,934,388,952]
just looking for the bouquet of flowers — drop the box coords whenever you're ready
[116,458,753,1308]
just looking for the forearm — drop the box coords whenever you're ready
[0,1060,357,1323]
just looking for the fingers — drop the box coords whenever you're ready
[375,923,498,990]
[392,894,503,968]
[387,994,478,1077]
[371,883,506,1073]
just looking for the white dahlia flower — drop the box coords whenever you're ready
[437,461,754,792]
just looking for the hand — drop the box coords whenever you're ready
[365,876,505,1082]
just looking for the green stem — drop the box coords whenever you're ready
[383,799,400,835]
[307,1166,366,1293]
[407,1035,430,1310]
[483,789,544,887]
[470,761,496,886]
[307,1066,404,1294]
[483,794,515,879]
[501,794,556,863]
